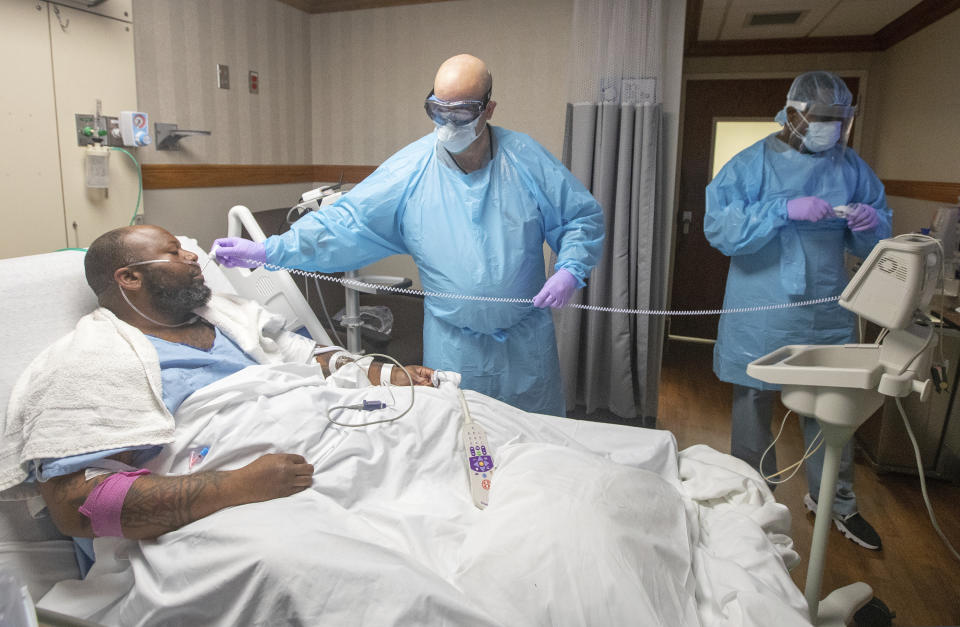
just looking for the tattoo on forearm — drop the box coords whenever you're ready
[49,474,86,508]
[121,472,228,532]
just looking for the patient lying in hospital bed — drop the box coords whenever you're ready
[1,224,812,626]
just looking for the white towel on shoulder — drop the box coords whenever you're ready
[1,294,315,498]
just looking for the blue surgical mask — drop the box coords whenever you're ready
[436,115,484,154]
[802,120,842,152]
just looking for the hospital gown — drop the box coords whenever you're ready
[265,126,605,415]
[705,133,892,389]
[33,328,259,576]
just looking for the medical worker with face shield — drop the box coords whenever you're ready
[705,71,891,550]
[213,54,605,416]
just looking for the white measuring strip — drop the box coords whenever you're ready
[246,260,840,317]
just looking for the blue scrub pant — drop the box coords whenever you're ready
[731,385,857,517]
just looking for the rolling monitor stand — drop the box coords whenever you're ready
[748,235,941,625]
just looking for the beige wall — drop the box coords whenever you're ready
[134,0,576,168]
[871,10,960,183]
[870,9,960,235]
[133,0,313,165]
[304,0,574,286]
[309,0,574,164]
[134,0,315,244]
[143,183,317,251]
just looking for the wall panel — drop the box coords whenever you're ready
[133,0,313,165]
[309,0,574,164]
[0,1,67,257]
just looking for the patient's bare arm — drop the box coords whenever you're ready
[38,453,313,541]
[313,350,435,386]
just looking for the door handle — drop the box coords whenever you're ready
[681,211,693,234]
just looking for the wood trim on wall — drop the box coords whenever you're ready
[142,165,958,206]
[275,0,455,14]
[313,165,380,184]
[142,164,377,189]
[882,179,960,204]
[874,0,960,49]
[684,0,703,54]
[687,36,880,57]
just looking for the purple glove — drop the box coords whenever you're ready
[533,269,580,309]
[212,237,266,268]
[786,196,833,222]
[846,203,879,232]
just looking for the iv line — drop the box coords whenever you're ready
[237,259,839,317]
[325,352,415,428]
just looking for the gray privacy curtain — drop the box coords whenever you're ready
[554,0,665,424]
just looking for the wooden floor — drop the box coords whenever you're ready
[657,340,960,626]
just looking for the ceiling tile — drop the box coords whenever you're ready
[811,0,923,36]
[720,1,837,39]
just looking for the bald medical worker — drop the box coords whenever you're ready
[214,54,605,416]
[705,71,891,550]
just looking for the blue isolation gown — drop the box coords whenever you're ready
[264,126,604,415]
[705,134,892,389]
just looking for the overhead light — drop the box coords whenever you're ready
[747,11,804,26]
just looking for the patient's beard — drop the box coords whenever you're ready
[142,267,212,318]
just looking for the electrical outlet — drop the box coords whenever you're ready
[621,79,656,105]
[217,64,230,89]
[106,117,124,146]
[249,71,259,94]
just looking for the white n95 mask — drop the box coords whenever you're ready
[802,120,842,152]
[436,115,483,154]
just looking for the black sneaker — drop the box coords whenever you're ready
[803,493,882,551]
[853,597,895,627]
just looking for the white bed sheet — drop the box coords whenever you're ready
[36,363,809,626]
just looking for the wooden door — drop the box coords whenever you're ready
[669,76,860,341]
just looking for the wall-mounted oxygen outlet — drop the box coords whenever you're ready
[76,112,152,147]
[75,114,124,147]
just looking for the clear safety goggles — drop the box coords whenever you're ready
[424,88,490,127]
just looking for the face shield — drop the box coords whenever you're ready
[784,99,856,155]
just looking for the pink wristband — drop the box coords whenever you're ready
[78,469,150,537]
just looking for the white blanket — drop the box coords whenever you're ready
[38,364,809,626]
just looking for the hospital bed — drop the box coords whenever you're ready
[0,215,813,626]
